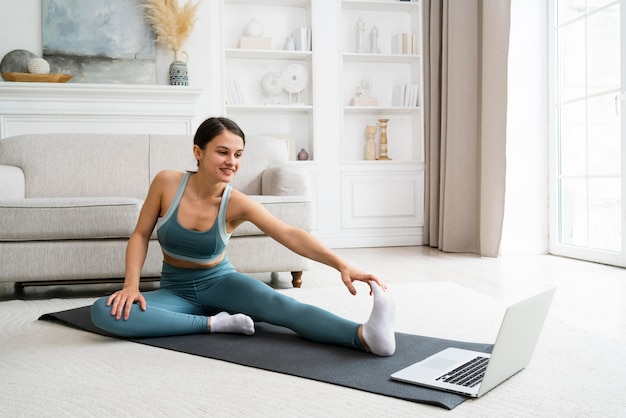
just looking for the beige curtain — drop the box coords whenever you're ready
[423,0,511,257]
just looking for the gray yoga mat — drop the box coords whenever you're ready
[40,306,493,410]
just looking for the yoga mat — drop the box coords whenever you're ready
[40,306,493,410]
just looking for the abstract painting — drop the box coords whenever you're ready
[42,0,156,84]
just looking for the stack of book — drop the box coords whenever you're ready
[292,27,312,51]
[391,33,418,55]
[225,81,244,105]
[392,84,419,107]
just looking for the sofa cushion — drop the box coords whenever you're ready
[0,165,25,199]
[234,136,291,195]
[148,134,197,181]
[0,134,151,199]
[0,197,143,241]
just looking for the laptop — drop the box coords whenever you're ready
[390,287,556,397]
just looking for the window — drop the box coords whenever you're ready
[550,0,625,266]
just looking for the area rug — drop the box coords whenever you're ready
[5,281,625,416]
[39,305,493,410]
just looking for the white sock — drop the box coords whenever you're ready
[361,282,396,356]
[210,312,255,335]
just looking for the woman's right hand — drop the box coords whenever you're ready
[106,287,147,321]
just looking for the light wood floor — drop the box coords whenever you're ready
[276,246,626,342]
[3,246,625,341]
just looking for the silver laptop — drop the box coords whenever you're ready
[391,287,556,397]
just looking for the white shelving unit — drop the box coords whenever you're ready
[220,0,424,247]
[337,0,424,246]
[340,0,423,163]
[222,0,315,161]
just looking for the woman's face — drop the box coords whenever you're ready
[194,130,245,183]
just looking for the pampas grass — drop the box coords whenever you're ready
[144,0,200,52]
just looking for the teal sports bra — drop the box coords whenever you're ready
[156,172,231,264]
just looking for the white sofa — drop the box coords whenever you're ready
[0,133,313,288]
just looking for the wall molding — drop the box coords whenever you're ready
[0,83,203,137]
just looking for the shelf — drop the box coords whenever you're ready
[344,106,421,115]
[343,52,419,63]
[0,82,202,101]
[0,83,203,118]
[226,48,313,60]
[341,160,424,169]
[226,104,313,114]
[342,0,420,13]
[226,0,310,7]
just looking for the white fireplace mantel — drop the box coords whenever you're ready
[0,82,204,138]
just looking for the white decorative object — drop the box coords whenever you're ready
[284,37,295,51]
[350,78,378,106]
[355,16,366,53]
[282,64,308,104]
[356,79,372,97]
[243,19,264,37]
[27,58,50,75]
[261,71,284,104]
[369,26,381,53]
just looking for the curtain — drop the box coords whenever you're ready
[422,0,511,257]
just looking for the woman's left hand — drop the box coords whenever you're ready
[341,266,387,295]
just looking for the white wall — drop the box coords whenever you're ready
[500,0,549,255]
[0,0,41,62]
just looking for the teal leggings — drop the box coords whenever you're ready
[91,258,365,350]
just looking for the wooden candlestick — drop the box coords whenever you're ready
[377,118,391,160]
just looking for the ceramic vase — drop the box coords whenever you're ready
[169,50,189,86]
[364,125,377,160]
[297,148,310,161]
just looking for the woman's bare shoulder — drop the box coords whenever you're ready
[146,170,185,197]
[155,169,186,180]
[152,170,186,186]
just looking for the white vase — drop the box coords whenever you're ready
[243,19,264,37]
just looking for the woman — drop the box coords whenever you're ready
[91,117,396,356]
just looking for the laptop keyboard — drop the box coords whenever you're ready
[436,356,489,388]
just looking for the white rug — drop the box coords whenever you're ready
[1,282,624,417]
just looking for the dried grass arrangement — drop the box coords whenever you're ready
[144,0,200,52]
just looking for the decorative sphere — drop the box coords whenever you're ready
[28,58,51,74]
[0,49,37,74]
[243,19,264,37]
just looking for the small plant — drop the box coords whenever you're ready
[143,0,200,52]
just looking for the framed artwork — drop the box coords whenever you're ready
[42,0,156,84]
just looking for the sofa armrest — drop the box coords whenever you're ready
[261,165,310,198]
[0,165,25,199]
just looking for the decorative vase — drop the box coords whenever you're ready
[297,148,310,161]
[243,19,264,37]
[169,50,189,86]
[377,118,392,160]
[284,36,296,51]
[364,125,377,160]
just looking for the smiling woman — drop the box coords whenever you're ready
[89,116,398,357]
